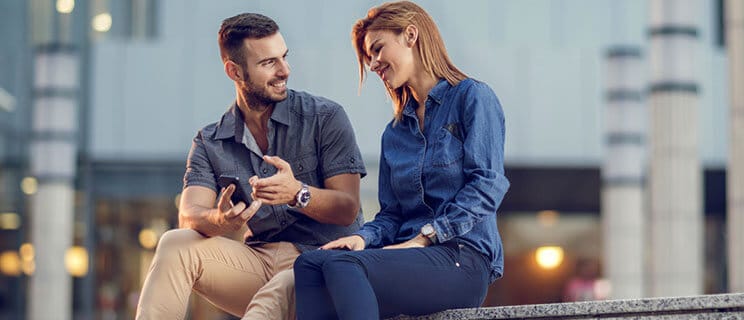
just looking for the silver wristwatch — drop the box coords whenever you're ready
[421,223,437,244]
[290,182,311,208]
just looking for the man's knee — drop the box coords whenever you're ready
[152,229,204,263]
[243,269,296,320]
[272,269,295,288]
[156,229,202,250]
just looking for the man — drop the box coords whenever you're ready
[136,13,365,320]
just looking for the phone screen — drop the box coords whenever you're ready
[217,175,252,205]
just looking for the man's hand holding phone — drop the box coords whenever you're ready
[217,183,261,238]
[217,175,253,206]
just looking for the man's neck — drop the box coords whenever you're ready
[236,93,273,132]
[242,107,273,133]
[239,105,272,155]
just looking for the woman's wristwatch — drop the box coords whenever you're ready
[421,223,437,244]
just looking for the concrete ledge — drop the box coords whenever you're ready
[390,293,744,319]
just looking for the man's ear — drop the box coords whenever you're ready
[404,25,418,48]
[224,60,243,82]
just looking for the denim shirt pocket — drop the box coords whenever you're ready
[430,123,464,167]
[289,152,319,185]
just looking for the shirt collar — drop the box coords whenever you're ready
[214,90,293,142]
[427,78,449,104]
[402,78,450,117]
[215,103,242,142]
[270,91,292,126]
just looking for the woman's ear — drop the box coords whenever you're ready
[224,60,243,82]
[404,25,418,48]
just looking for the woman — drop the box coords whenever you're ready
[294,1,509,318]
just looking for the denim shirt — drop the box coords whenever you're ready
[184,89,367,251]
[355,78,510,282]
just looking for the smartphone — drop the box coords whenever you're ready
[217,175,252,205]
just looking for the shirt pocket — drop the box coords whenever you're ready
[289,153,320,185]
[430,123,464,167]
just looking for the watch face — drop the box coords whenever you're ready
[422,224,434,235]
[300,191,310,203]
[297,184,311,208]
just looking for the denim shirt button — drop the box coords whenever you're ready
[280,220,287,226]
[350,158,355,163]
[298,165,304,172]
[262,168,268,174]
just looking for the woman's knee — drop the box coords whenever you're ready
[293,249,328,271]
[321,252,366,274]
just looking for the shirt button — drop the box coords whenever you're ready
[350,158,355,163]
[455,262,460,267]
[298,165,304,172]
[280,220,287,226]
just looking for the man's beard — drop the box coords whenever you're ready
[241,71,288,112]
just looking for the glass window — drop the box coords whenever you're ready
[91,0,158,40]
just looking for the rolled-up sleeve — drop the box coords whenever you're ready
[318,105,367,179]
[431,82,510,243]
[183,130,217,191]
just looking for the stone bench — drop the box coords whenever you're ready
[390,293,744,319]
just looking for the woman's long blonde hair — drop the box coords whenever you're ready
[352,1,467,122]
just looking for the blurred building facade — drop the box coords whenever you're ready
[0,0,736,319]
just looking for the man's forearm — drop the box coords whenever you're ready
[179,205,226,237]
[298,186,360,226]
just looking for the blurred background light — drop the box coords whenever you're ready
[138,229,158,250]
[56,0,75,14]
[65,246,89,277]
[21,177,38,195]
[19,243,34,262]
[0,212,21,230]
[19,243,35,276]
[536,246,564,270]
[22,260,35,276]
[0,251,22,276]
[537,210,559,227]
[92,13,112,32]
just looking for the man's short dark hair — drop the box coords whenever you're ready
[218,13,279,66]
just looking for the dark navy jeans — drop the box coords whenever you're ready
[294,241,490,320]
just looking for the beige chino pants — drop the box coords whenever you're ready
[135,229,300,320]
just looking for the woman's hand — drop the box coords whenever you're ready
[320,235,366,251]
[383,234,431,249]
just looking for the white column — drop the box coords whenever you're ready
[602,47,646,299]
[726,0,744,294]
[647,0,703,296]
[28,44,78,320]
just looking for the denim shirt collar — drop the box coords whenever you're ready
[402,78,450,118]
[428,78,449,104]
[214,91,293,142]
